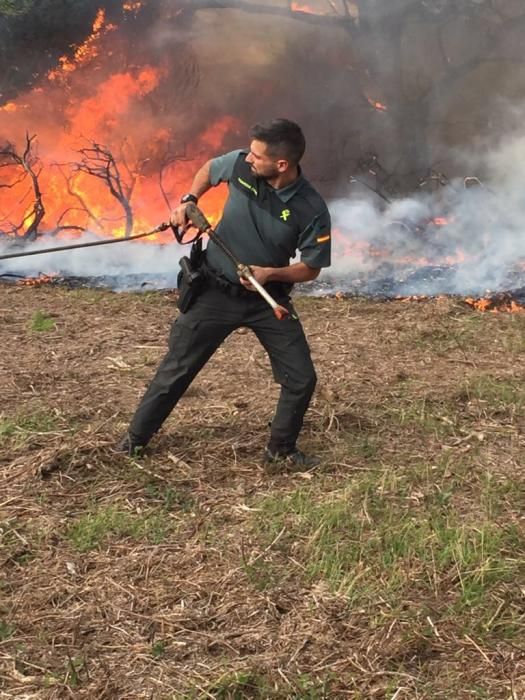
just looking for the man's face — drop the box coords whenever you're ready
[245,139,288,179]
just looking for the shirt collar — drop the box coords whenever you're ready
[271,166,305,203]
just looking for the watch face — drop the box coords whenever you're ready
[181,194,197,204]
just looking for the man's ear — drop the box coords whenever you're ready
[276,159,290,173]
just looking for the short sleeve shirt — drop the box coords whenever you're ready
[207,149,331,284]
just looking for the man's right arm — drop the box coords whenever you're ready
[170,150,243,228]
[169,160,213,228]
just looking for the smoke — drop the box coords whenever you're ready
[0,235,183,291]
[326,119,525,296]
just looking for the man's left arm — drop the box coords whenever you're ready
[241,261,320,288]
[240,206,331,288]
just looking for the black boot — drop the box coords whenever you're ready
[262,446,320,472]
[115,433,147,457]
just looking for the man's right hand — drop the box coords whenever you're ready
[169,203,193,230]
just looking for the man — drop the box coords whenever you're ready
[118,118,331,468]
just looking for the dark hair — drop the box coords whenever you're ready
[249,118,306,165]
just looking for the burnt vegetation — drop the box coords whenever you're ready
[0,136,137,239]
[0,134,44,239]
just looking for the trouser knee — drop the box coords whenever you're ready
[291,366,317,397]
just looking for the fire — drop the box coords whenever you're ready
[465,295,525,313]
[0,6,239,244]
[17,274,59,287]
[291,3,317,13]
[366,96,388,112]
[123,1,143,12]
[47,9,115,81]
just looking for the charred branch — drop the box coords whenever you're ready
[54,163,105,232]
[75,142,134,237]
[0,134,45,240]
[47,207,88,237]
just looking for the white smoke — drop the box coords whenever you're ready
[323,127,525,296]
[0,234,184,291]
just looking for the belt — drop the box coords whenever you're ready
[203,264,291,300]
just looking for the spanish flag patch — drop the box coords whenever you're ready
[317,234,330,243]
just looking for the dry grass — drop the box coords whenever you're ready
[0,284,524,699]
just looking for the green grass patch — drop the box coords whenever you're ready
[0,409,60,444]
[65,656,86,689]
[66,504,174,551]
[199,670,266,699]
[195,669,332,699]
[0,620,14,641]
[144,483,194,512]
[0,417,16,440]
[151,640,168,658]
[345,434,379,461]
[252,478,520,610]
[479,470,525,518]
[66,288,106,302]
[496,315,525,353]
[413,315,485,355]
[0,518,35,559]
[138,291,167,305]
[30,310,56,332]
[464,376,525,410]
[242,558,281,592]
[401,453,474,494]
[0,0,34,17]
[384,397,459,437]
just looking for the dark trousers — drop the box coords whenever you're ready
[128,285,317,452]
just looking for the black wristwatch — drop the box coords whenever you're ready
[180,193,198,205]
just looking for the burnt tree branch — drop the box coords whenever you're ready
[47,208,87,237]
[0,133,45,239]
[54,163,105,232]
[75,142,134,237]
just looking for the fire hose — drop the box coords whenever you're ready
[0,204,290,320]
[0,223,171,259]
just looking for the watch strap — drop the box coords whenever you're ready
[180,193,198,205]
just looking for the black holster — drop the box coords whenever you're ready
[176,240,205,313]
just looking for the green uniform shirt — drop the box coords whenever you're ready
[207,149,331,285]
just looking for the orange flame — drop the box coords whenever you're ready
[47,9,115,82]
[17,274,59,287]
[123,1,143,12]
[0,7,241,243]
[464,296,525,313]
[291,3,317,13]
[366,96,388,112]
[432,217,450,226]
[0,103,18,113]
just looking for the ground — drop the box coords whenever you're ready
[0,283,524,699]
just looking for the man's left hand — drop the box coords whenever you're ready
[239,265,271,290]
